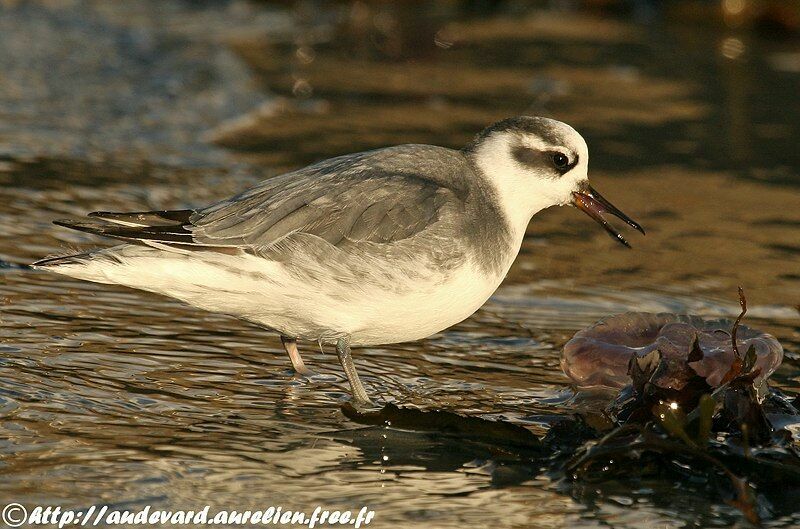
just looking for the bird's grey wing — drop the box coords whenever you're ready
[54,148,464,252]
[190,173,450,251]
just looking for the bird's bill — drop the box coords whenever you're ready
[571,183,645,248]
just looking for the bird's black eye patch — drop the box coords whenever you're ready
[511,145,544,167]
[512,146,576,176]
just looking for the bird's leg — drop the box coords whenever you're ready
[281,336,314,376]
[336,336,373,406]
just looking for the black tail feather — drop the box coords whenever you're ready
[50,210,238,252]
[53,217,196,245]
[88,209,193,227]
[31,251,94,267]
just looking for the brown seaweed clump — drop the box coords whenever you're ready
[562,312,783,390]
[345,292,797,525]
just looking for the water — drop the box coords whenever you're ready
[1,1,799,527]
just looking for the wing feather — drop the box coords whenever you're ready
[53,146,469,253]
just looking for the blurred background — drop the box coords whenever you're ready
[1,1,799,528]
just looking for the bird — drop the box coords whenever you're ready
[33,116,644,405]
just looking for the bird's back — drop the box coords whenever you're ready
[33,144,514,344]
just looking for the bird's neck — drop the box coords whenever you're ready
[457,156,553,282]
[464,151,556,244]
[499,192,555,243]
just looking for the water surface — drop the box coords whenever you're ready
[1,2,799,527]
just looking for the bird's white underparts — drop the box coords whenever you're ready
[33,116,644,404]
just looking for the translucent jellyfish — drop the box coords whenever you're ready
[562,313,783,389]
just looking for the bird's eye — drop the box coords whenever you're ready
[552,152,569,170]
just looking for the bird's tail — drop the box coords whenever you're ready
[31,251,96,268]
[30,246,129,285]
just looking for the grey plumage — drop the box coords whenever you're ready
[47,144,512,275]
[192,146,456,249]
[462,116,566,153]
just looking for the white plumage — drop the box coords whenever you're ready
[52,243,509,347]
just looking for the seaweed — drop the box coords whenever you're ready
[720,286,751,385]
[598,289,800,521]
[341,401,542,450]
[342,289,800,525]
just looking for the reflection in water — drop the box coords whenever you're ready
[1,1,799,527]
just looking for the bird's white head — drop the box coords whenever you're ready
[464,116,644,247]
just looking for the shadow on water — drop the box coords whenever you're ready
[1,1,800,527]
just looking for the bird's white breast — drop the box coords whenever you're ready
[236,252,511,346]
[339,258,507,345]
[54,245,515,347]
